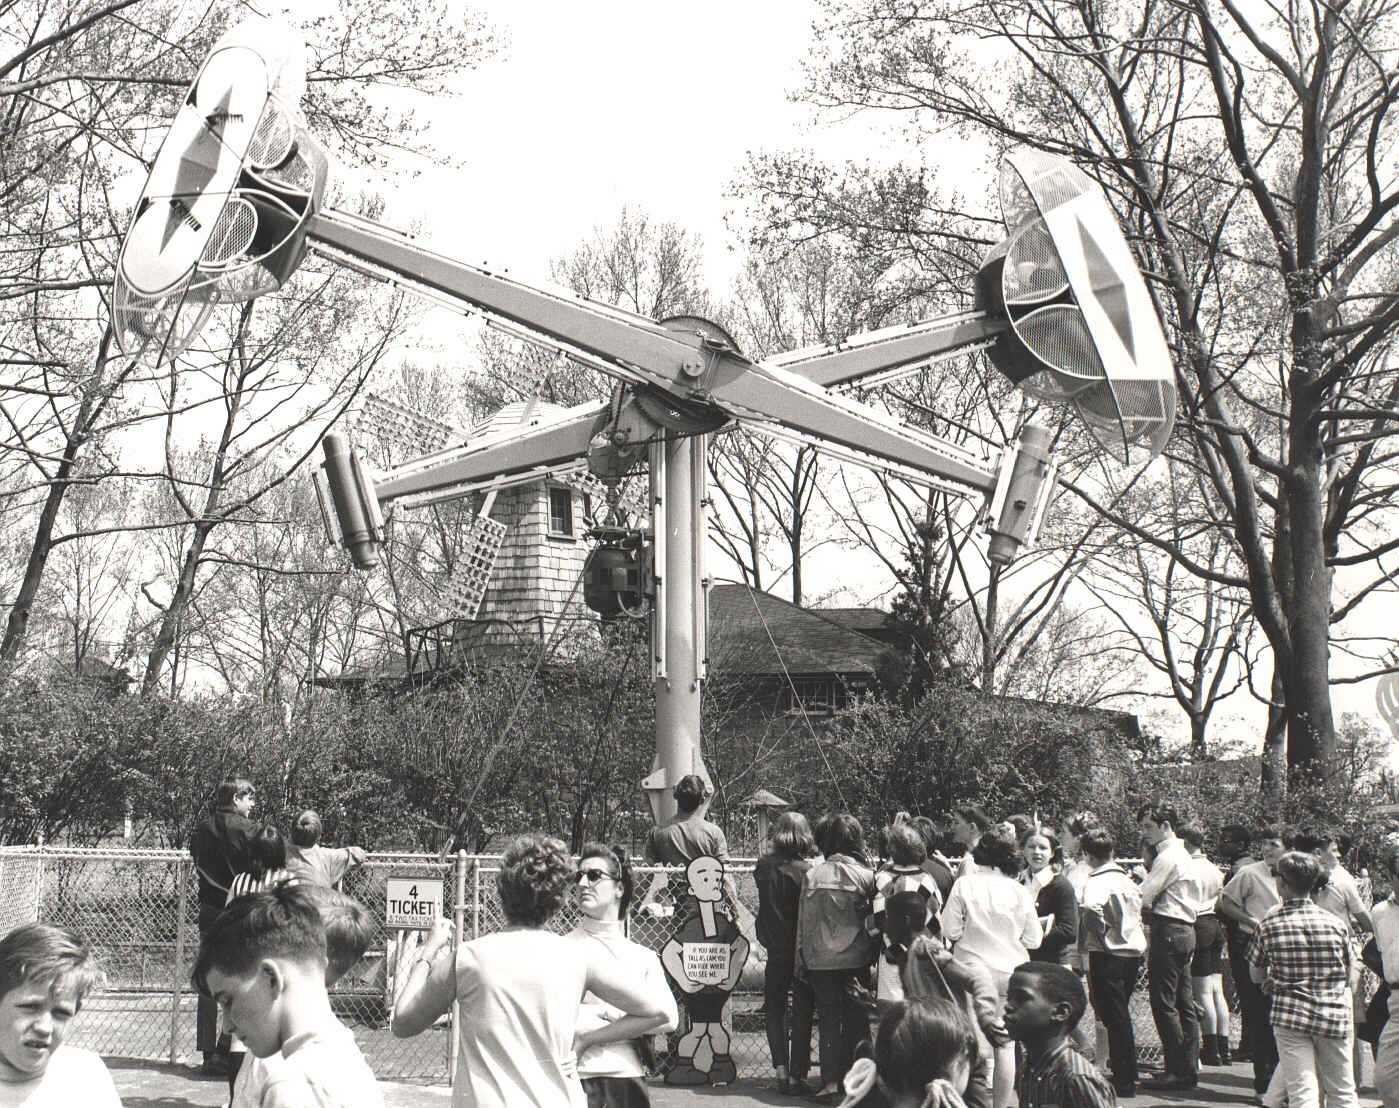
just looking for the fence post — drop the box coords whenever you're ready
[449,851,467,1085]
[170,858,189,1065]
[471,857,481,940]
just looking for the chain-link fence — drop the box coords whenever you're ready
[2,846,1367,1086]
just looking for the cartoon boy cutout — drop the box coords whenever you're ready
[660,855,749,1085]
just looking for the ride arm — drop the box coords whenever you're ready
[766,311,1007,389]
[309,209,999,497]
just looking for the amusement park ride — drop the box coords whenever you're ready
[113,20,1177,824]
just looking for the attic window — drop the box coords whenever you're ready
[784,678,837,716]
[548,486,574,537]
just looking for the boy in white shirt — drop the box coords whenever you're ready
[195,884,382,1108]
[230,887,377,1108]
[0,923,120,1108]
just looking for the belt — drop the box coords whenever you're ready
[1149,912,1193,926]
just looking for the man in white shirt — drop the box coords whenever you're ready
[1137,803,1204,1091]
[1218,826,1287,1097]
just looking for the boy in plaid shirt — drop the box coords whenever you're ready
[1247,851,1359,1108]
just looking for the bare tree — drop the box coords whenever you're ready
[748,0,1399,781]
[0,0,494,664]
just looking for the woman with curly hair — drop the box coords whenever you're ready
[392,833,669,1107]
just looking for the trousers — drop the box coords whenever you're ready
[1147,915,1200,1078]
[1088,952,1140,1087]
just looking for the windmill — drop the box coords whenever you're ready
[113,18,1177,824]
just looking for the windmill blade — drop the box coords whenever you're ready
[112,18,326,364]
[354,392,462,466]
[438,513,508,620]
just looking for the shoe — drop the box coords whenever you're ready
[709,1054,737,1085]
[663,1062,708,1086]
[1202,1037,1223,1066]
[780,1075,815,1096]
[1113,1084,1137,1098]
[1140,1072,1198,1091]
[808,1085,841,1104]
[1218,1036,1232,1065]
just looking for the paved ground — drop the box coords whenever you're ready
[106,1056,1382,1107]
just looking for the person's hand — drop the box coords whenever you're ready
[421,917,455,960]
[918,1078,969,1108]
[572,1028,596,1058]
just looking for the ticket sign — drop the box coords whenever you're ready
[385,877,443,931]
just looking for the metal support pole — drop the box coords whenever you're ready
[643,431,709,825]
[170,859,189,1064]
[471,858,481,940]
[449,850,467,1085]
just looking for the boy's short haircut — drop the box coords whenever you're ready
[887,822,928,866]
[1220,824,1251,848]
[1291,826,1336,855]
[298,887,376,984]
[1015,961,1087,1031]
[1136,803,1180,828]
[1275,851,1324,895]
[672,774,708,814]
[954,805,991,833]
[0,923,103,1005]
[1178,823,1206,850]
[291,810,323,849]
[1079,827,1115,861]
[1064,811,1098,838]
[909,816,939,853]
[215,776,255,809]
[193,884,327,995]
[1254,824,1289,847]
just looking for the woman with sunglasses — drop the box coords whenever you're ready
[567,844,678,1107]
[393,833,669,1107]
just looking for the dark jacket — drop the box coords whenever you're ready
[754,852,814,962]
[1030,871,1080,965]
[190,808,257,909]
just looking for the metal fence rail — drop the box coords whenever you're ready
[0,846,1301,1085]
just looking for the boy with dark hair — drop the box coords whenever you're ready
[1004,961,1117,1108]
[1077,826,1144,1098]
[1136,802,1203,1091]
[232,887,376,1108]
[197,884,382,1108]
[0,923,119,1105]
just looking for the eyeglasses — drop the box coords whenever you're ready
[574,868,616,886]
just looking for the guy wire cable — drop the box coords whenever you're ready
[737,578,850,811]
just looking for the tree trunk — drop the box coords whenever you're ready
[1260,669,1288,811]
[141,521,215,695]
[1189,713,1208,761]
[1282,402,1336,773]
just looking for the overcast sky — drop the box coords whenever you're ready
[384,0,872,289]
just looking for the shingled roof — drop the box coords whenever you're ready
[707,585,887,679]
